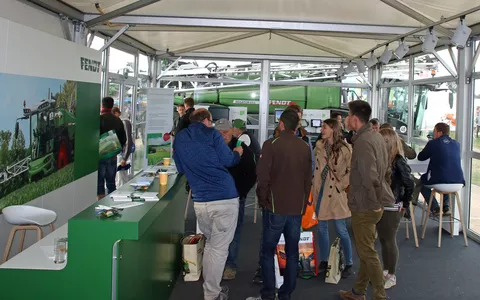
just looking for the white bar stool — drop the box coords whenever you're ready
[1,205,57,263]
[420,184,468,248]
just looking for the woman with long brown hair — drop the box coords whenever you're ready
[377,128,415,289]
[312,119,353,277]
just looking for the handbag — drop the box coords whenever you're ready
[302,190,318,230]
[325,237,345,284]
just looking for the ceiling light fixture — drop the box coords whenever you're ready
[379,45,393,64]
[422,27,438,53]
[355,60,367,73]
[451,16,472,49]
[336,63,346,79]
[393,38,410,60]
[365,51,378,68]
[345,62,355,74]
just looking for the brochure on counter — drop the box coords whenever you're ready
[143,165,178,175]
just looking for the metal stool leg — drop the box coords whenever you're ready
[405,215,410,240]
[455,192,469,247]
[422,189,435,239]
[410,203,419,248]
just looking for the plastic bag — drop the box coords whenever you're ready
[302,190,318,230]
[99,130,122,161]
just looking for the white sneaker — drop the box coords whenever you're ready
[384,274,397,289]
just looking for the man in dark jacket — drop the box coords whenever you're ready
[98,97,127,200]
[414,122,464,216]
[232,119,261,162]
[215,119,257,280]
[247,110,312,300]
[175,97,195,134]
[173,109,243,300]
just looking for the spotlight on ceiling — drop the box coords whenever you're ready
[336,63,346,79]
[355,60,367,73]
[451,17,472,49]
[365,51,378,68]
[393,39,409,60]
[345,62,355,74]
[422,28,438,53]
[379,45,393,65]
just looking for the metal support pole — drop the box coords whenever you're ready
[455,44,472,234]
[449,47,458,72]
[467,42,480,78]
[259,60,270,146]
[99,25,130,52]
[101,47,110,99]
[85,0,162,27]
[370,65,380,119]
[87,31,96,48]
[157,57,182,80]
[432,50,457,78]
[407,56,414,145]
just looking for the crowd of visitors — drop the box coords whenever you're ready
[97,93,464,300]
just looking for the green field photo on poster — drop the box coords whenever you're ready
[146,132,171,165]
[0,73,99,212]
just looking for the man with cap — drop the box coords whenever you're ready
[232,119,261,162]
[216,119,257,281]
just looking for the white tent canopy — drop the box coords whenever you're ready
[32,0,480,60]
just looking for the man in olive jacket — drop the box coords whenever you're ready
[340,101,395,300]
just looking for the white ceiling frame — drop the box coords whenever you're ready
[85,0,162,27]
[380,0,453,38]
[274,32,353,59]
[163,52,345,63]
[84,14,426,35]
[157,31,268,58]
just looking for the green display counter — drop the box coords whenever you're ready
[0,172,187,300]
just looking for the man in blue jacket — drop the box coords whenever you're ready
[173,109,244,300]
[416,122,465,216]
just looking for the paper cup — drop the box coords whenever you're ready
[159,172,168,185]
[163,157,171,166]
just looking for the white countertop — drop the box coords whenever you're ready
[0,224,68,270]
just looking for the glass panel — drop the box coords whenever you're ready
[414,48,457,80]
[412,82,457,143]
[383,86,409,136]
[108,80,121,107]
[133,92,147,174]
[381,59,409,83]
[473,79,480,152]
[108,48,135,77]
[138,76,149,89]
[470,158,480,234]
[123,85,134,121]
[139,54,149,76]
[475,41,480,73]
[88,35,105,51]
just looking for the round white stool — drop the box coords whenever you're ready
[1,205,57,263]
[420,184,468,248]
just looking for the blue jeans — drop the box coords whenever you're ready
[97,156,117,195]
[226,197,246,269]
[261,209,302,300]
[420,174,451,211]
[317,219,353,266]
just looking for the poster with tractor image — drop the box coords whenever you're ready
[146,132,171,165]
[0,73,79,211]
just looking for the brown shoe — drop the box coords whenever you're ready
[339,290,366,300]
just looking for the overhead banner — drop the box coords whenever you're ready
[0,17,101,211]
[141,88,175,169]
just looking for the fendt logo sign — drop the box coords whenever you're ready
[80,57,101,73]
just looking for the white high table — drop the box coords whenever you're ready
[407,158,429,174]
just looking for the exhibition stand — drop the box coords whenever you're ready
[0,172,187,300]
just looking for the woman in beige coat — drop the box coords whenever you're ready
[313,118,353,277]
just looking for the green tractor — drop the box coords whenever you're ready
[15,99,75,182]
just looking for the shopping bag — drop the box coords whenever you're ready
[182,234,205,282]
[99,130,122,161]
[274,254,283,289]
[276,231,318,282]
[302,190,318,230]
[325,237,345,284]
